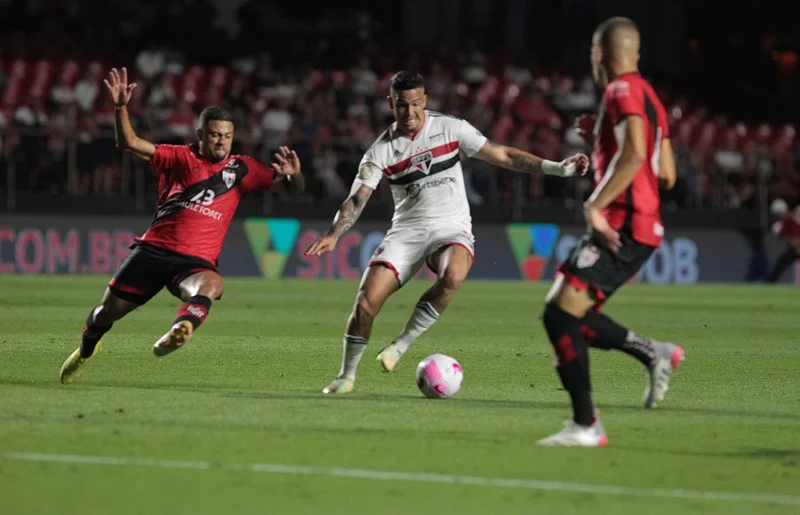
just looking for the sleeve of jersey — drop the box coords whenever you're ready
[456,119,488,157]
[241,158,277,191]
[150,144,185,172]
[607,80,645,123]
[352,152,384,191]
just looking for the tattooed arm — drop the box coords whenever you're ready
[304,185,374,256]
[328,185,374,238]
[473,140,589,177]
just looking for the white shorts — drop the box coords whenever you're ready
[367,222,475,285]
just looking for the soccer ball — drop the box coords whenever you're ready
[416,354,463,399]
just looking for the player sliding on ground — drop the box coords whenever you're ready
[537,17,684,447]
[59,67,305,384]
[306,70,590,395]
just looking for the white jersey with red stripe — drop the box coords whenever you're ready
[352,110,488,227]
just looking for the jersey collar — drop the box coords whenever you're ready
[394,110,429,141]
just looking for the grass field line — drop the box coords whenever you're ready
[2,451,799,506]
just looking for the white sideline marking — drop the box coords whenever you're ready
[2,451,799,507]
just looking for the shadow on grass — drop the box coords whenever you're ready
[3,378,799,423]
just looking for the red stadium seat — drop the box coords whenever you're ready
[491,112,516,143]
[533,75,551,94]
[179,65,206,102]
[1,59,28,107]
[29,60,55,101]
[553,75,574,93]
[475,76,500,105]
[61,60,80,87]
[501,82,521,107]
[755,122,773,142]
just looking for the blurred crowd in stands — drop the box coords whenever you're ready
[1,0,798,213]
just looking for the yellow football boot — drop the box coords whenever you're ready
[60,342,103,385]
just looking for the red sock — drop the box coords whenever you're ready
[174,295,212,330]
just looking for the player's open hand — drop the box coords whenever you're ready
[103,67,137,107]
[573,113,597,146]
[585,204,621,253]
[562,153,590,176]
[305,235,338,256]
[272,146,301,176]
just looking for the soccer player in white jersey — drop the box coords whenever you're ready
[305,71,590,394]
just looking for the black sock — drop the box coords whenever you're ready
[768,247,798,283]
[542,303,595,426]
[580,311,655,366]
[174,295,212,330]
[80,308,112,357]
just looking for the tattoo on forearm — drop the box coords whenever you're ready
[508,149,542,175]
[329,200,359,237]
[328,189,371,238]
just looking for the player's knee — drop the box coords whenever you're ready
[354,291,380,323]
[439,265,467,291]
[198,276,224,300]
[93,304,115,326]
[541,303,582,365]
[97,296,130,324]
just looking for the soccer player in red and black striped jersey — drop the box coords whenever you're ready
[538,18,684,446]
[59,67,305,384]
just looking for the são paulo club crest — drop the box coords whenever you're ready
[411,151,433,173]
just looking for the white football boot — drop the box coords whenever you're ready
[376,342,404,372]
[643,342,684,408]
[322,377,354,395]
[537,415,609,447]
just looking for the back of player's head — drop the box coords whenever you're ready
[390,71,425,95]
[198,106,234,129]
[595,16,640,56]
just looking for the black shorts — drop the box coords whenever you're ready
[108,243,218,305]
[558,230,655,306]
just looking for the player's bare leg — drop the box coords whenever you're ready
[538,278,608,446]
[153,271,224,357]
[60,289,139,384]
[377,245,471,372]
[323,265,398,394]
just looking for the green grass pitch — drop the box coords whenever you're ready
[1,276,799,514]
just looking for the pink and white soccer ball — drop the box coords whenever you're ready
[416,354,463,399]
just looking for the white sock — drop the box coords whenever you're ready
[339,334,368,380]
[394,301,440,354]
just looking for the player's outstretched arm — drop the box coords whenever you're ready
[304,185,374,256]
[658,137,677,191]
[473,140,589,178]
[103,67,155,161]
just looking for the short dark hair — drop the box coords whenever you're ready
[390,71,424,94]
[198,106,234,128]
